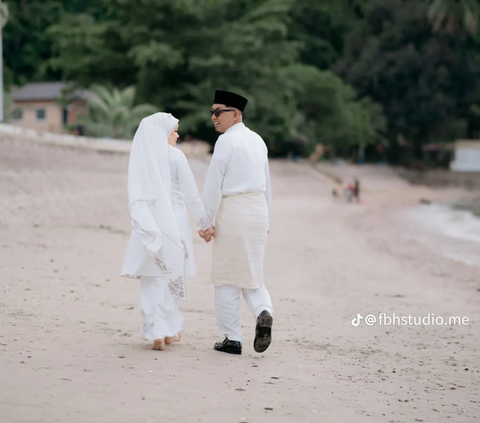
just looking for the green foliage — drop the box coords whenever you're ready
[279,65,386,149]
[335,0,480,161]
[79,85,157,139]
[2,0,101,86]
[41,0,382,153]
[289,0,367,69]
[428,0,480,36]
[11,0,480,164]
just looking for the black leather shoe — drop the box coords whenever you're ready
[213,338,242,355]
[254,310,273,353]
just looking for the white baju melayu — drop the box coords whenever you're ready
[202,122,273,343]
[121,113,211,341]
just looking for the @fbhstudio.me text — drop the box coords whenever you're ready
[351,313,470,327]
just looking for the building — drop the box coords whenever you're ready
[450,140,480,172]
[10,82,94,134]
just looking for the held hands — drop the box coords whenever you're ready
[198,226,216,243]
[198,226,267,242]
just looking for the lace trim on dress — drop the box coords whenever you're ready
[121,274,141,280]
[197,211,213,232]
[130,213,173,274]
[168,275,186,300]
[166,238,189,301]
[182,239,189,263]
[153,252,171,274]
[131,218,147,235]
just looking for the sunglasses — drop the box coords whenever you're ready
[209,108,236,117]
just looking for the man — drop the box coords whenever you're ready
[199,90,273,355]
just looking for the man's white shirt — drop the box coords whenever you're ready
[202,122,272,229]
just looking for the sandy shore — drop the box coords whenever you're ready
[1,137,479,423]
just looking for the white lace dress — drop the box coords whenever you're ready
[135,147,211,341]
[121,146,211,280]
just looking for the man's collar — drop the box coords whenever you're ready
[225,122,245,134]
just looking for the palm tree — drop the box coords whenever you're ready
[427,0,480,36]
[82,85,158,139]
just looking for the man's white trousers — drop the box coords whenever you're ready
[215,285,273,343]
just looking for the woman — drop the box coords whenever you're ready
[121,112,212,350]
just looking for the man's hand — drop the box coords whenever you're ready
[198,226,215,243]
[203,228,213,243]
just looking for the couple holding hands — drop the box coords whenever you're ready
[121,90,273,355]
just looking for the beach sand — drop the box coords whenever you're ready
[1,136,479,423]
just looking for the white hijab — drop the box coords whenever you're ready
[127,112,187,300]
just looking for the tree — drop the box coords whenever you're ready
[288,0,368,70]
[79,85,157,139]
[47,0,384,153]
[47,0,298,140]
[335,0,480,162]
[279,65,386,152]
[2,0,100,87]
[427,0,480,36]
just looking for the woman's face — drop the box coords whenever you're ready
[168,124,179,146]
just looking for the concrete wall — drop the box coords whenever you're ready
[0,123,210,159]
[0,123,131,154]
[450,140,480,172]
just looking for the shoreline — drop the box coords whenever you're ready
[394,166,480,191]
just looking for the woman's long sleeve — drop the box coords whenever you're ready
[176,150,212,231]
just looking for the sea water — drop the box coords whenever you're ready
[397,198,480,266]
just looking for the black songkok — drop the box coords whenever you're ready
[213,90,248,112]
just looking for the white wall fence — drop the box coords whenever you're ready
[450,140,480,172]
[0,123,211,157]
[0,122,131,153]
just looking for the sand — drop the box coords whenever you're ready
[1,136,479,423]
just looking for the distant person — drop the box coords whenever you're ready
[343,177,360,203]
[344,182,353,202]
[121,112,213,350]
[353,177,360,202]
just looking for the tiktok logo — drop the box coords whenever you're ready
[351,313,363,327]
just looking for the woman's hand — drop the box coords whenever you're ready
[198,225,215,243]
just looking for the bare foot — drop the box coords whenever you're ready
[151,338,165,350]
[164,333,182,345]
